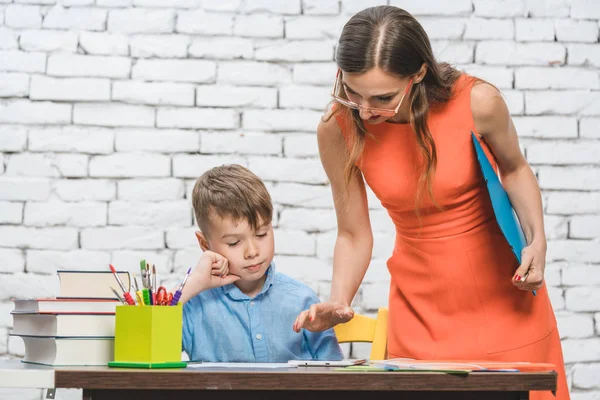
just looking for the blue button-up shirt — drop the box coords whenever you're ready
[182,263,344,362]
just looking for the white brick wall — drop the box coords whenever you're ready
[0,2,599,398]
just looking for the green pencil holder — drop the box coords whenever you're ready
[108,305,186,369]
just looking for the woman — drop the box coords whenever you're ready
[293,6,569,400]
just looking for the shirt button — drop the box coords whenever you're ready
[256,334,262,340]
[250,301,255,307]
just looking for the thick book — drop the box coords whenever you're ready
[12,298,120,314]
[57,270,130,299]
[11,312,115,337]
[13,336,114,366]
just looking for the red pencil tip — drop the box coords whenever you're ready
[109,264,116,273]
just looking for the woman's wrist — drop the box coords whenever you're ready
[328,295,351,308]
[530,236,547,252]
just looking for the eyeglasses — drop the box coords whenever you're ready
[331,69,413,117]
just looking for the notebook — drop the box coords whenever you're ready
[471,132,536,296]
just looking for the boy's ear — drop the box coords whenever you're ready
[195,231,210,251]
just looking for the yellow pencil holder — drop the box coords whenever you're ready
[108,305,186,369]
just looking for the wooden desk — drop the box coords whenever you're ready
[0,360,557,400]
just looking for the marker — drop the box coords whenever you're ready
[169,268,191,306]
[109,264,135,305]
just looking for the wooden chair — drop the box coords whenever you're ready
[333,307,388,361]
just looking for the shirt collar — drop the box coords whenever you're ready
[221,261,276,301]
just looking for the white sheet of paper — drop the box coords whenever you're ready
[288,359,367,367]
[187,362,295,369]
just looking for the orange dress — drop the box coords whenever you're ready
[336,74,569,400]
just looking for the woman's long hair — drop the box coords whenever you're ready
[331,6,462,212]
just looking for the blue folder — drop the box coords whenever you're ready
[471,132,536,296]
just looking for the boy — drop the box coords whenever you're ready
[180,164,344,363]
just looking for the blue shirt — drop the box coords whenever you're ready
[182,263,344,362]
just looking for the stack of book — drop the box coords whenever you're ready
[10,269,130,366]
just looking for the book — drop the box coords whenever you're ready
[13,336,114,366]
[57,270,130,299]
[11,312,115,337]
[10,268,130,368]
[12,298,120,314]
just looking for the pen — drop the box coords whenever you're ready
[522,272,537,296]
[109,264,135,305]
[169,267,191,306]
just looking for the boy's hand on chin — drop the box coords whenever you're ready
[179,250,240,303]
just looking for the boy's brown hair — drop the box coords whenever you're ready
[192,164,273,237]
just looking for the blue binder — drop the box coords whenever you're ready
[471,132,536,296]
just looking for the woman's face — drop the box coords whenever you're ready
[341,67,415,124]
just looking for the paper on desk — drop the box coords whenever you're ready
[187,362,295,369]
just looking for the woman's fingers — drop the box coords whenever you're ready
[293,310,310,332]
[308,303,319,322]
[293,303,355,333]
[335,305,354,322]
[519,270,544,291]
[513,249,534,288]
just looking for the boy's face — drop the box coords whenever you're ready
[196,213,275,285]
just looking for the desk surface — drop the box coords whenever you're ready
[58,365,556,392]
[0,360,557,392]
[0,359,54,388]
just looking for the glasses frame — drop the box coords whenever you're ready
[331,69,414,117]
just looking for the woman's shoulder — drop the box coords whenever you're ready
[317,106,349,149]
[450,72,479,96]
[442,72,505,128]
[318,106,343,134]
[469,77,508,135]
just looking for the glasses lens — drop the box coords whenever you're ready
[332,95,396,116]
[332,95,359,110]
[370,108,395,117]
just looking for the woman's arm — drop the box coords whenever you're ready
[471,82,547,291]
[319,114,374,307]
[293,112,374,332]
